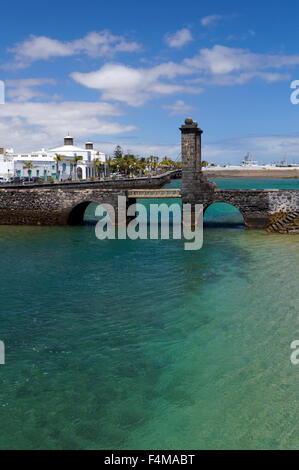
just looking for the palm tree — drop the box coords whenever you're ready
[160,157,176,171]
[53,154,64,181]
[134,161,142,177]
[106,156,114,178]
[71,155,83,180]
[123,154,137,176]
[92,157,103,179]
[152,158,159,175]
[22,161,36,181]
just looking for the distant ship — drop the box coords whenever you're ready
[205,152,299,170]
[241,153,259,167]
[275,153,299,168]
[276,153,288,167]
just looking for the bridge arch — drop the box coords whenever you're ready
[204,202,246,228]
[67,200,117,226]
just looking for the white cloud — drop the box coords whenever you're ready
[71,63,200,106]
[1,99,299,164]
[0,101,136,151]
[183,45,299,82]
[5,78,58,102]
[164,28,193,49]
[70,45,299,107]
[0,100,180,158]
[162,100,195,116]
[187,71,291,86]
[201,15,223,27]
[6,31,141,68]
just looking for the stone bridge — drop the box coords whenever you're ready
[180,118,299,232]
[0,173,174,226]
[200,188,299,230]
[0,121,298,232]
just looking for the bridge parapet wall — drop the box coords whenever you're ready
[0,187,128,225]
[267,189,299,213]
[199,189,299,229]
[0,169,177,226]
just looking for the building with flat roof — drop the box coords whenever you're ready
[0,136,106,180]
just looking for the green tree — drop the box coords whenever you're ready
[106,156,114,177]
[71,155,83,180]
[136,158,147,176]
[113,145,123,160]
[159,157,176,170]
[22,161,36,181]
[147,155,159,174]
[123,154,138,176]
[54,154,64,181]
[92,157,104,178]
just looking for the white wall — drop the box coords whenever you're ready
[14,159,72,180]
[0,160,14,178]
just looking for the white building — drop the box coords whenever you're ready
[0,136,106,181]
[0,147,14,180]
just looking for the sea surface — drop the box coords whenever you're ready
[0,178,298,450]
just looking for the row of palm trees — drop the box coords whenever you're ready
[22,154,83,181]
[54,154,83,180]
[68,152,181,179]
[22,148,181,181]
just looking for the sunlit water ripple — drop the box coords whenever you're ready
[0,178,298,449]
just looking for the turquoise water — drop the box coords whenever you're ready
[0,178,298,450]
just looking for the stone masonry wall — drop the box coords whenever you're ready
[180,117,299,231]
[0,187,127,225]
[200,189,299,229]
[0,172,173,226]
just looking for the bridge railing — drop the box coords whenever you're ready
[0,170,181,190]
[127,189,181,198]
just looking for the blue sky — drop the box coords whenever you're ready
[1,0,299,163]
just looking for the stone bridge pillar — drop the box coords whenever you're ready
[180,118,216,206]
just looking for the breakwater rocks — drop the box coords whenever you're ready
[0,173,176,226]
